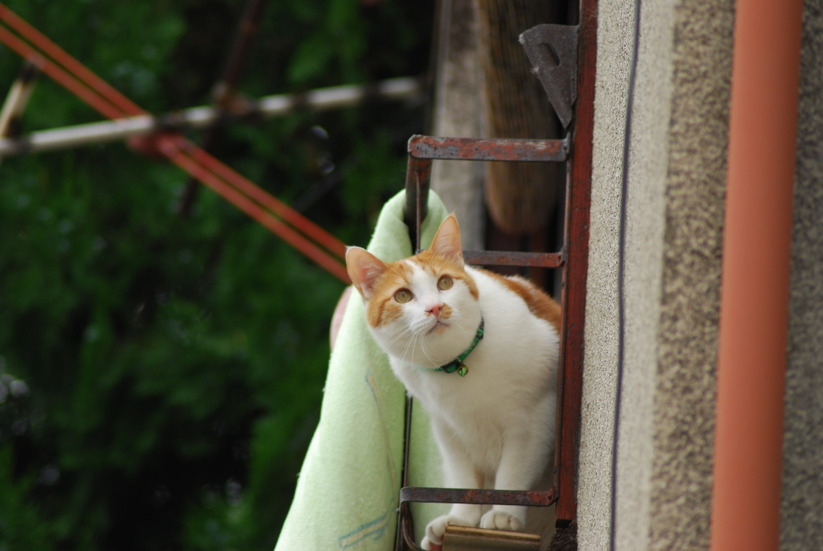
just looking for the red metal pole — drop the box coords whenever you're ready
[710,0,803,549]
[181,141,347,258]
[0,26,124,119]
[0,3,143,116]
[160,138,350,283]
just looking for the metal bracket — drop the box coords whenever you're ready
[519,24,578,129]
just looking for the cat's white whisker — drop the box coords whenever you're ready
[418,337,436,366]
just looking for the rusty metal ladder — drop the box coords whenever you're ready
[395,8,596,550]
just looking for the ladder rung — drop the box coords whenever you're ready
[463,250,563,268]
[408,135,569,163]
[400,487,555,507]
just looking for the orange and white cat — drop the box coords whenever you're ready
[345,214,561,549]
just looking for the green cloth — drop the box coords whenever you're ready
[275,190,449,551]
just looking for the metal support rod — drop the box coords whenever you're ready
[0,77,422,156]
[404,155,432,251]
[211,0,268,107]
[0,58,40,138]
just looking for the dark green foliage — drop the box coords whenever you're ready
[0,1,431,548]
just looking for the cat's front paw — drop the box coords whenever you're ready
[421,514,474,550]
[479,509,524,532]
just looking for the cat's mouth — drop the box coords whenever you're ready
[427,320,450,335]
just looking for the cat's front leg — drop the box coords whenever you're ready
[480,419,554,533]
[421,483,484,549]
[421,426,484,550]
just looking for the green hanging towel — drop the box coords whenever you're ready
[275,190,450,551]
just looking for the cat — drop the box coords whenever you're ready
[345,214,561,550]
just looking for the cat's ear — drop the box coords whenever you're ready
[346,246,388,300]
[429,213,464,264]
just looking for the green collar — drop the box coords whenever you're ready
[426,318,485,377]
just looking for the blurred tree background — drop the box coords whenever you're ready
[0,0,432,549]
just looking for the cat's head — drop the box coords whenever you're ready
[345,214,481,367]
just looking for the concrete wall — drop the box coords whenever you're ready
[582,0,823,549]
[645,0,734,547]
[575,1,630,547]
[780,1,823,549]
[580,0,734,549]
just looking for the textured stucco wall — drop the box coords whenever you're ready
[780,1,823,549]
[581,0,734,549]
[576,0,632,546]
[647,0,733,548]
[610,0,676,548]
[584,0,823,549]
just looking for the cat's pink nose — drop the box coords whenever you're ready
[427,304,444,317]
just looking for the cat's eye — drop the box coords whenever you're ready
[437,275,454,290]
[394,289,413,303]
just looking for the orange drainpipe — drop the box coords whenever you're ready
[710,0,803,549]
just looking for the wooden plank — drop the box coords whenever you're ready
[442,526,541,551]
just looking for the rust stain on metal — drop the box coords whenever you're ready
[400,487,556,507]
[408,135,568,163]
[463,250,563,268]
